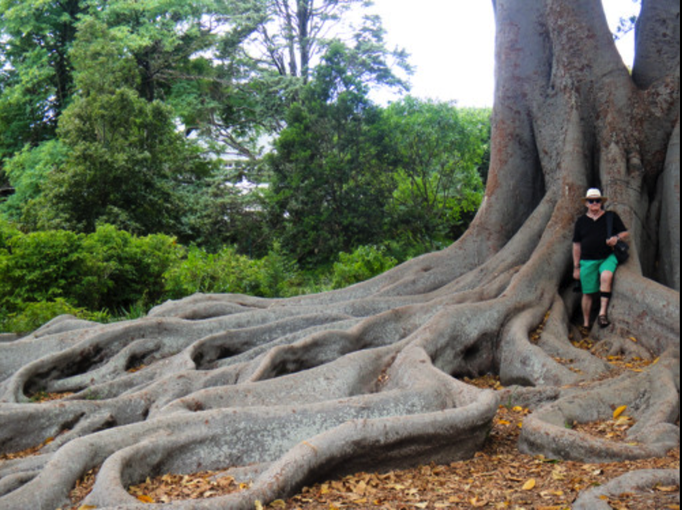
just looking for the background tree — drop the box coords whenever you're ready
[267,41,395,264]
[18,17,214,235]
[384,98,489,251]
[0,2,678,510]
[0,0,85,178]
[187,0,412,161]
[226,0,410,83]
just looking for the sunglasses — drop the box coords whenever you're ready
[587,199,602,204]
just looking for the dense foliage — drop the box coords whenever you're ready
[0,223,400,333]
[0,0,491,332]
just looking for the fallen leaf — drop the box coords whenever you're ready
[254,501,264,510]
[522,478,536,490]
[656,485,680,492]
[77,506,98,510]
[613,406,628,419]
[136,495,154,503]
[551,468,566,481]
[469,496,487,507]
[629,336,638,343]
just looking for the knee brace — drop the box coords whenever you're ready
[600,291,612,300]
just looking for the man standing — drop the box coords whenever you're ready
[573,189,629,332]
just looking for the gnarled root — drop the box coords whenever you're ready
[573,469,680,510]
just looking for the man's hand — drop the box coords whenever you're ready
[573,267,581,280]
[606,235,619,247]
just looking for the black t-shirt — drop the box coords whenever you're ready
[573,211,627,260]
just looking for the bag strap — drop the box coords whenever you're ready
[606,211,614,238]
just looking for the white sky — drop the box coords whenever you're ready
[369,0,640,107]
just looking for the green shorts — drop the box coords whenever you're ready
[580,255,619,294]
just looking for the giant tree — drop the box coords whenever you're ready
[0,1,679,509]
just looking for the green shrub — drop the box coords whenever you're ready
[4,299,110,334]
[78,224,180,311]
[0,219,21,251]
[163,243,302,300]
[0,225,181,327]
[163,245,268,299]
[331,245,398,289]
[256,243,302,298]
[0,229,85,313]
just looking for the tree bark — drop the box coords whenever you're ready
[0,0,679,509]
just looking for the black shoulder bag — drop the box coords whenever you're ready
[607,212,629,264]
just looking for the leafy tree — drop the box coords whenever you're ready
[10,12,215,236]
[29,87,211,235]
[384,98,490,250]
[204,0,411,159]
[227,0,410,83]
[174,164,271,255]
[0,0,85,162]
[267,41,395,264]
[0,1,225,235]
[0,140,67,223]
[78,0,230,101]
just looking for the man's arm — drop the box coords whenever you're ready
[607,230,629,247]
[607,213,630,246]
[573,242,581,280]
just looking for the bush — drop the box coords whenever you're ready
[163,243,302,300]
[78,225,180,311]
[0,222,408,334]
[0,225,181,327]
[163,245,262,299]
[0,229,85,313]
[256,243,303,298]
[331,245,398,289]
[4,299,109,334]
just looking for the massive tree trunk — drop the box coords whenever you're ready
[0,0,679,508]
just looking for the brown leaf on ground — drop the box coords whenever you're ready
[29,391,75,403]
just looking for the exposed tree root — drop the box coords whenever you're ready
[0,213,677,509]
[572,468,680,510]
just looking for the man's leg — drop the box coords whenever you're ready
[598,255,619,327]
[581,294,593,329]
[579,260,600,330]
[599,270,614,319]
